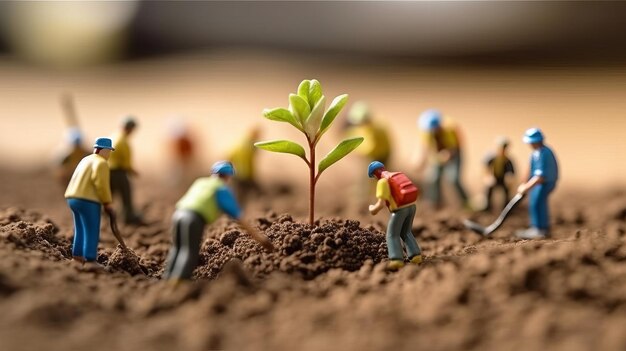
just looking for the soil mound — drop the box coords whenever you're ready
[0,207,70,260]
[197,214,388,280]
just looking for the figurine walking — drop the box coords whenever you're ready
[415,109,471,210]
[515,128,559,239]
[368,161,422,271]
[163,161,274,282]
[108,117,144,225]
[65,138,119,268]
[482,137,515,211]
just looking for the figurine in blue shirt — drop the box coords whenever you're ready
[515,128,559,239]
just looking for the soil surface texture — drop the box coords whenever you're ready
[0,169,625,351]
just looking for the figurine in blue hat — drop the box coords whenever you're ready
[416,109,471,210]
[163,161,274,283]
[515,128,559,239]
[64,137,118,269]
[368,161,422,271]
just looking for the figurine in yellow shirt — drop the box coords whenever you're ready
[415,109,470,210]
[108,117,144,225]
[344,102,393,210]
[227,126,261,205]
[65,137,116,266]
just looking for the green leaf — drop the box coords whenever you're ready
[308,79,323,109]
[263,108,302,131]
[304,95,326,140]
[289,93,311,126]
[319,94,349,136]
[297,80,311,105]
[254,140,307,162]
[317,137,364,174]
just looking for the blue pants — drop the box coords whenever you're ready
[67,198,102,261]
[387,205,422,260]
[529,182,556,231]
[428,154,469,207]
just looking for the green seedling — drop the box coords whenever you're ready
[255,79,364,225]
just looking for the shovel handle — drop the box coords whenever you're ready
[106,209,128,250]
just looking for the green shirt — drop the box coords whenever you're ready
[176,177,224,224]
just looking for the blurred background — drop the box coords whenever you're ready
[1,1,625,199]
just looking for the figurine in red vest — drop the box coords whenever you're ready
[368,161,423,271]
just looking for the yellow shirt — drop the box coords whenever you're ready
[228,135,256,182]
[65,154,113,204]
[347,122,391,162]
[420,119,461,164]
[108,132,133,171]
[376,178,399,212]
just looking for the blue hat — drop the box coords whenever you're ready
[418,109,442,131]
[368,161,385,178]
[93,137,115,150]
[212,161,235,176]
[523,128,544,144]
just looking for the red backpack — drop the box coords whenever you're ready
[381,171,419,207]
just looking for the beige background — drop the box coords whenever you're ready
[1,50,625,194]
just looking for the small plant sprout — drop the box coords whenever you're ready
[255,79,364,225]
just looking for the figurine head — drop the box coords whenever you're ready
[348,101,372,126]
[418,109,442,132]
[67,127,83,147]
[93,137,115,160]
[368,161,385,179]
[523,128,544,149]
[211,160,235,181]
[496,136,510,156]
[122,116,138,135]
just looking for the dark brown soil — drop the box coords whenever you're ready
[0,168,625,351]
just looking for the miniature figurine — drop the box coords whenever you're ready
[345,101,392,165]
[415,109,471,210]
[344,102,392,211]
[227,126,262,205]
[515,128,559,239]
[166,117,197,187]
[108,116,144,225]
[55,127,90,186]
[55,94,90,186]
[163,161,274,282]
[368,161,422,271]
[65,138,124,268]
[482,136,515,211]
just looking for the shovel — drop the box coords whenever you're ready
[105,208,128,250]
[464,193,525,236]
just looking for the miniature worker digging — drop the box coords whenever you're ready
[368,161,422,271]
[108,117,144,225]
[416,109,471,210]
[163,161,274,282]
[65,138,125,268]
[55,127,90,186]
[482,136,516,211]
[515,128,559,239]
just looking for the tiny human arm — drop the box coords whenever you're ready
[216,187,274,252]
[517,175,543,194]
[369,198,386,215]
[93,160,113,204]
[369,178,389,215]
